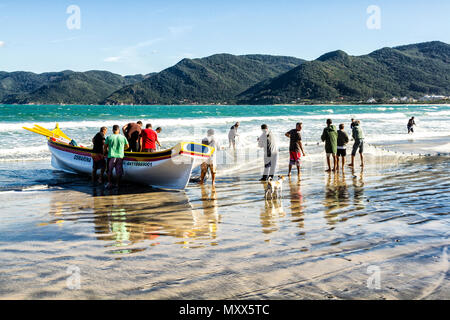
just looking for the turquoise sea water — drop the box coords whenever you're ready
[0,103,449,122]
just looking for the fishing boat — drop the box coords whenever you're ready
[23,124,214,190]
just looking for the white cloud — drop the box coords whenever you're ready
[103,38,163,64]
[0,41,5,47]
[104,56,121,62]
[168,26,193,37]
[50,37,79,44]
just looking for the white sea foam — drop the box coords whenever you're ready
[0,111,431,133]
[2,107,449,161]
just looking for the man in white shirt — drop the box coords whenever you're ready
[258,124,279,181]
[200,129,220,185]
[228,122,240,149]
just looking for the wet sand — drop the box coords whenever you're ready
[0,152,449,300]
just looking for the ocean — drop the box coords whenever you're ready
[0,104,449,299]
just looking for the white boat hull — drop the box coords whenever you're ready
[48,139,213,190]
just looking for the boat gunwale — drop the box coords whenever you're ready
[47,139,214,162]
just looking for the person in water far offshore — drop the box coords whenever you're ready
[285,122,306,178]
[407,117,416,134]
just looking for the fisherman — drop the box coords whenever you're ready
[228,122,240,149]
[285,122,306,177]
[321,119,338,172]
[140,123,160,152]
[349,120,365,168]
[122,121,142,152]
[407,117,416,134]
[200,129,220,185]
[91,126,107,183]
[104,125,129,188]
[258,124,279,181]
[155,127,162,150]
[336,123,349,171]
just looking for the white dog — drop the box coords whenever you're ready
[265,175,285,199]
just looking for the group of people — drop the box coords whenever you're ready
[320,118,365,172]
[91,121,162,188]
[199,118,367,185]
[92,116,415,188]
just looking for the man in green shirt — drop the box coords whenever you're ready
[321,119,338,172]
[104,125,129,188]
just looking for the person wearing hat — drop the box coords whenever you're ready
[200,129,220,185]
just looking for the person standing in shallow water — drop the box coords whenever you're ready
[122,121,142,152]
[336,123,349,171]
[104,125,129,189]
[140,123,160,152]
[200,129,220,185]
[285,122,306,178]
[228,122,240,150]
[407,117,416,134]
[91,126,107,183]
[349,120,365,168]
[258,124,279,181]
[321,119,338,172]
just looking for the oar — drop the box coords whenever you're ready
[23,126,72,144]
[33,124,65,137]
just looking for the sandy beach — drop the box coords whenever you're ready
[0,149,448,299]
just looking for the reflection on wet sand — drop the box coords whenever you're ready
[47,185,221,252]
[323,172,350,226]
[288,179,305,231]
[352,167,365,209]
[260,198,285,235]
[323,168,365,226]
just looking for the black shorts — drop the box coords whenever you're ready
[337,149,347,157]
[128,140,140,152]
[92,154,106,170]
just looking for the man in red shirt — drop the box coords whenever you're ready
[140,123,160,152]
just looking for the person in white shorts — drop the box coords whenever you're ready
[200,129,220,185]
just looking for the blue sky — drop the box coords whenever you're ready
[1,0,449,75]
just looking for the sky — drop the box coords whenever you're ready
[0,0,449,75]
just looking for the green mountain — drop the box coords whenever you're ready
[0,71,73,101]
[237,41,450,104]
[1,71,150,105]
[103,54,304,105]
[1,41,448,105]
